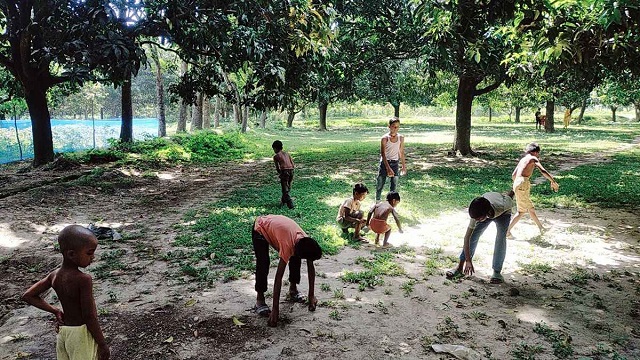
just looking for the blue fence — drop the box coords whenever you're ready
[0,118,158,164]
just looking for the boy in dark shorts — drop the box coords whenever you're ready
[272,140,295,209]
[252,215,322,327]
[22,225,110,360]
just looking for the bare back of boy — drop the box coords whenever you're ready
[51,267,95,326]
[513,154,538,178]
[372,202,396,221]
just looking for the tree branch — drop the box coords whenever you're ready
[474,79,503,97]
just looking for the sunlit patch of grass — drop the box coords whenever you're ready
[518,261,553,276]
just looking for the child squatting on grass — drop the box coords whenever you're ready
[252,215,322,327]
[272,140,295,209]
[22,225,110,360]
[507,142,559,238]
[447,191,515,284]
[336,183,369,242]
[375,117,407,202]
[366,191,403,248]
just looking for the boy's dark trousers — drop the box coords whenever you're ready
[252,227,301,293]
[279,169,294,209]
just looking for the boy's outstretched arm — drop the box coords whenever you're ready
[535,162,559,191]
[21,272,64,325]
[306,261,317,311]
[392,209,403,233]
[268,259,288,327]
[462,227,475,275]
[79,275,110,360]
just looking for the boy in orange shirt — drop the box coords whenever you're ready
[22,225,110,360]
[252,215,322,327]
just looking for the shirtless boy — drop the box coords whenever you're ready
[22,225,109,360]
[507,142,559,237]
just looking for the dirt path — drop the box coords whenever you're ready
[1,142,639,359]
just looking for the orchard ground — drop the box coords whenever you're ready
[0,117,639,359]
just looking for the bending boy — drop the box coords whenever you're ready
[252,215,322,327]
[447,191,514,284]
[22,225,110,360]
[507,142,559,237]
[366,191,403,248]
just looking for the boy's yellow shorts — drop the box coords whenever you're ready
[56,324,98,360]
[513,176,534,212]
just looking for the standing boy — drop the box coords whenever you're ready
[446,191,514,284]
[252,215,322,327]
[22,225,110,360]
[337,183,369,242]
[507,142,559,237]
[375,117,406,202]
[366,191,403,248]
[535,108,542,130]
[272,140,295,209]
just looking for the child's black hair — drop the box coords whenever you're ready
[468,197,492,219]
[58,225,95,253]
[272,140,283,151]
[294,237,322,261]
[525,142,540,154]
[389,117,400,125]
[353,183,369,196]
[386,191,400,202]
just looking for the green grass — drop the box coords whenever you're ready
[149,117,640,281]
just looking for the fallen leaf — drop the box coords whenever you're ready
[163,336,174,343]
[185,298,197,307]
[232,316,245,326]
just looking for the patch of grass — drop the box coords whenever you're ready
[340,270,384,289]
[320,283,331,292]
[329,309,341,321]
[374,300,389,314]
[355,252,405,276]
[511,342,544,360]
[533,322,573,358]
[401,280,416,297]
[566,267,600,286]
[423,247,457,277]
[9,333,28,342]
[333,288,345,300]
[434,317,469,341]
[518,261,553,276]
[93,249,128,279]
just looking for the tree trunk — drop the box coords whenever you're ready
[635,103,640,122]
[233,104,240,124]
[214,96,221,127]
[259,110,267,128]
[391,102,400,118]
[610,106,617,122]
[25,87,54,166]
[577,98,587,124]
[515,107,521,123]
[319,102,328,131]
[453,76,476,155]
[120,74,133,142]
[242,105,249,132]
[488,106,492,122]
[287,109,295,128]
[191,93,203,131]
[544,100,555,133]
[202,96,211,129]
[152,47,166,137]
[177,61,188,132]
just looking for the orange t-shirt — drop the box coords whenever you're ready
[254,215,306,263]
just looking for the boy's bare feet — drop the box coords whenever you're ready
[381,243,393,249]
[308,296,318,311]
[354,236,369,243]
[506,232,515,239]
